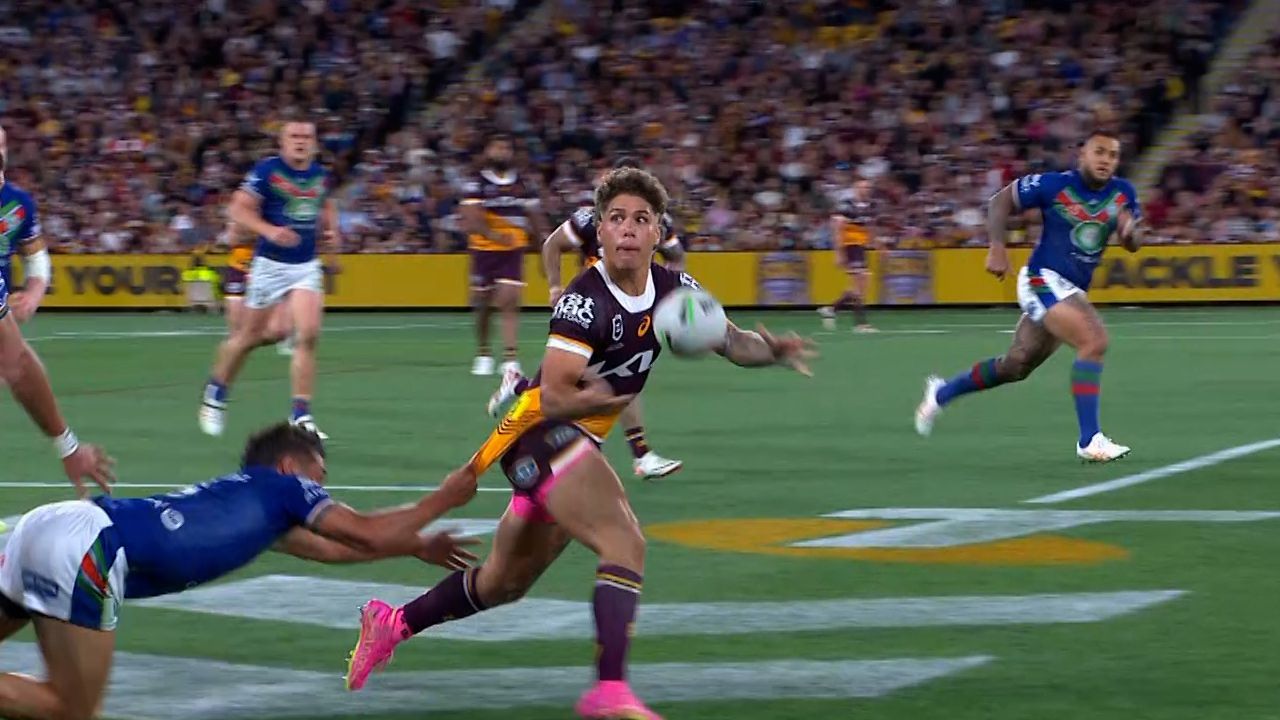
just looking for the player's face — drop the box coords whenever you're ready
[487,139,513,169]
[599,193,659,272]
[1080,136,1121,184]
[280,123,318,165]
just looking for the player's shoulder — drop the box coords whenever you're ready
[241,465,327,498]
[255,155,283,171]
[653,263,700,294]
[570,205,596,230]
[0,182,35,204]
[1018,169,1072,192]
[1110,175,1139,197]
[553,266,610,328]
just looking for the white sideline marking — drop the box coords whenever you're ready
[134,574,1186,642]
[0,517,497,544]
[0,481,509,493]
[808,508,1280,548]
[0,642,992,719]
[1024,438,1280,504]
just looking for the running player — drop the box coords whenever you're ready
[818,178,876,333]
[0,422,478,720]
[346,168,816,719]
[200,120,338,439]
[529,158,686,480]
[0,123,114,496]
[915,129,1141,462]
[463,134,542,376]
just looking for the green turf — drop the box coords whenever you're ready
[2,307,1279,719]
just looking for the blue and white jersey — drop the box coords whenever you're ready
[239,156,328,264]
[93,466,333,598]
[1014,169,1141,290]
[0,182,40,307]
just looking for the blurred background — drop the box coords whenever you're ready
[2,0,1274,264]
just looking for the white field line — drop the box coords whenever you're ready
[1024,438,1280,504]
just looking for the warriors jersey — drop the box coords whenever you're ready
[1015,169,1141,291]
[471,262,701,473]
[0,182,40,305]
[239,156,329,264]
[463,168,539,252]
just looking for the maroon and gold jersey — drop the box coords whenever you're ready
[462,168,539,252]
[471,262,700,473]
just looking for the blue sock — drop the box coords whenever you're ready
[1071,360,1103,447]
[203,379,228,405]
[291,397,311,421]
[936,358,1004,407]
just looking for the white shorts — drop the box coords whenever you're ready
[1016,266,1084,323]
[245,256,324,310]
[0,500,127,630]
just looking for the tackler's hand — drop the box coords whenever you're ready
[756,323,818,378]
[437,465,479,509]
[416,531,481,571]
[63,444,116,498]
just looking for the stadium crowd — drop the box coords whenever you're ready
[0,0,1264,255]
[1152,28,1280,244]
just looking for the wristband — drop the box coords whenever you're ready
[53,428,79,459]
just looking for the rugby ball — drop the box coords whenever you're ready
[653,287,727,357]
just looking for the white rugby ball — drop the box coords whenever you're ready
[653,287,727,357]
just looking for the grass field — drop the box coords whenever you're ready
[2,306,1279,720]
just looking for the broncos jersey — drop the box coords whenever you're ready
[463,169,539,252]
[470,262,700,474]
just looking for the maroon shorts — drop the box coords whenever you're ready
[842,245,868,270]
[501,420,599,524]
[221,267,247,297]
[470,250,525,290]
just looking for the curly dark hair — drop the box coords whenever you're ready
[594,167,669,223]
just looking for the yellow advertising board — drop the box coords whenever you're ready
[16,245,1279,310]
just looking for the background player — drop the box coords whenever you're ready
[818,178,877,333]
[346,168,815,719]
[200,120,339,439]
[915,129,1141,462]
[0,123,114,496]
[463,135,543,376]
[533,158,686,480]
[0,422,478,720]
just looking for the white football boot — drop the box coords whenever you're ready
[198,401,225,437]
[487,366,525,417]
[1076,433,1130,463]
[471,355,495,376]
[634,452,683,480]
[914,375,946,437]
[500,359,522,377]
[291,414,330,441]
[817,306,836,331]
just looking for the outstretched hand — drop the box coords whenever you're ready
[755,323,818,377]
[416,531,481,571]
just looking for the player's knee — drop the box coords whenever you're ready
[293,326,319,350]
[600,523,646,572]
[1077,331,1109,361]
